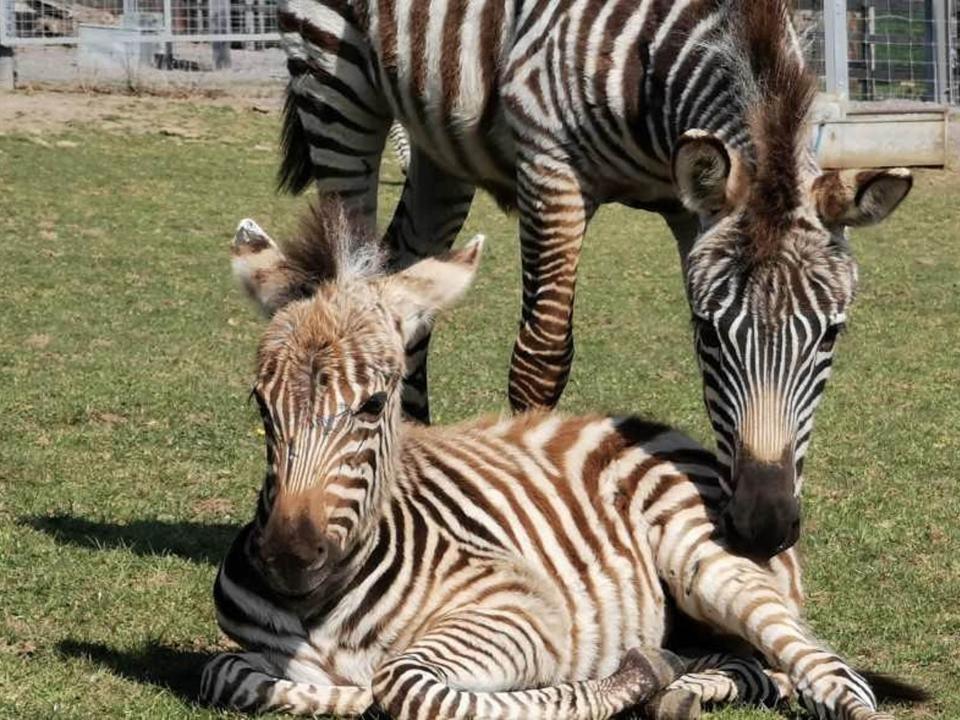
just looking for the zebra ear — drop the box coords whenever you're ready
[672,130,732,217]
[812,168,912,228]
[231,219,307,317]
[381,235,484,346]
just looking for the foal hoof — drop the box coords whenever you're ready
[617,647,686,702]
[643,688,701,720]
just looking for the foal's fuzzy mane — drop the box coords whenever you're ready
[280,198,384,285]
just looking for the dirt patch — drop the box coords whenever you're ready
[0,88,281,136]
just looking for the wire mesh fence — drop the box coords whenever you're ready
[0,0,284,87]
[2,0,277,42]
[0,0,957,101]
[796,0,958,102]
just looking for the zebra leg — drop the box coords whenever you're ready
[658,541,889,720]
[371,633,683,720]
[277,1,392,226]
[644,652,786,719]
[671,653,781,708]
[387,121,411,176]
[200,651,373,716]
[508,154,595,412]
[382,148,475,423]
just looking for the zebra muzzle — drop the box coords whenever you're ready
[722,449,800,559]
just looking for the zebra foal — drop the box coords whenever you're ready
[201,201,899,720]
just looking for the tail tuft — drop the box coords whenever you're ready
[277,86,314,195]
[860,670,932,704]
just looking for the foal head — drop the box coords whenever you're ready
[232,201,482,595]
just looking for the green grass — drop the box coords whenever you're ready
[1,97,958,719]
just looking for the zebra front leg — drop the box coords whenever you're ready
[655,535,888,719]
[200,652,373,716]
[382,148,475,423]
[509,155,594,412]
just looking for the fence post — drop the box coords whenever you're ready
[931,0,949,102]
[950,0,958,103]
[0,44,13,92]
[0,0,13,91]
[824,0,850,99]
[161,0,173,68]
[210,0,231,68]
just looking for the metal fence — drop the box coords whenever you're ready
[798,0,958,103]
[0,0,957,101]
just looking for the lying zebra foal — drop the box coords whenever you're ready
[202,201,894,720]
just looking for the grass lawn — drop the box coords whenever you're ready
[0,93,957,719]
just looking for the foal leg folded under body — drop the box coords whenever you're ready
[200,651,373,716]
[370,611,684,720]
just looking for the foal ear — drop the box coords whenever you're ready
[231,219,308,317]
[672,130,733,217]
[380,235,484,347]
[812,168,912,228]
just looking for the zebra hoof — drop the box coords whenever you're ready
[618,647,686,701]
[233,218,276,250]
[643,688,701,720]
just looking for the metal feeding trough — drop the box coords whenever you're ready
[812,95,949,169]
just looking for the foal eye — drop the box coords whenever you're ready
[356,392,388,419]
[818,324,843,353]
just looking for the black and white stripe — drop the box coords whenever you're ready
[271,0,912,560]
[200,207,899,720]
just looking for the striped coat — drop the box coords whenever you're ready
[201,203,896,720]
[274,0,913,561]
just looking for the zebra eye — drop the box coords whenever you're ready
[695,318,721,349]
[819,324,843,353]
[356,392,388,419]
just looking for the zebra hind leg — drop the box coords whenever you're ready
[200,652,373,716]
[382,148,475,423]
[642,652,786,720]
[278,3,392,226]
[372,644,684,720]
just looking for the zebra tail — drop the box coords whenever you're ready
[278,88,314,195]
[858,670,931,704]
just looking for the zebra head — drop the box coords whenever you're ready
[672,131,911,559]
[231,201,483,596]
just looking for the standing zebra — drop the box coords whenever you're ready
[274,0,912,558]
[202,202,907,720]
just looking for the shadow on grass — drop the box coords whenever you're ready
[57,639,209,703]
[57,640,394,718]
[22,515,238,565]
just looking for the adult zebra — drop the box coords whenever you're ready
[275,0,913,557]
[201,203,915,720]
